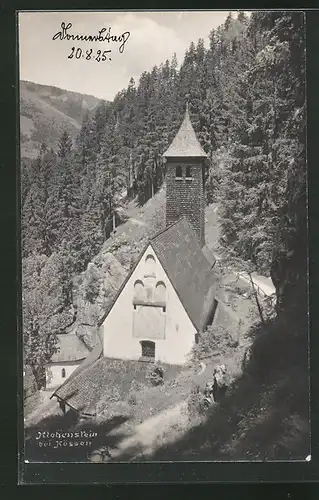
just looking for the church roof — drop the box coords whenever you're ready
[49,333,91,363]
[150,217,216,331]
[163,104,207,158]
[96,217,216,333]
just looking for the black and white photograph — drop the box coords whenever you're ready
[19,10,309,464]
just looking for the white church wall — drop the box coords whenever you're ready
[45,361,80,390]
[102,244,197,365]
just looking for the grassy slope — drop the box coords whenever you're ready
[20,80,101,158]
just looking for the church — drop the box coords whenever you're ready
[51,105,218,411]
[99,104,217,365]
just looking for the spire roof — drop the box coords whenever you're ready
[163,104,207,158]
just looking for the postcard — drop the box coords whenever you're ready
[19,10,310,468]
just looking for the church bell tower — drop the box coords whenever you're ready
[163,103,207,248]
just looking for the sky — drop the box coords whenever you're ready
[18,10,244,101]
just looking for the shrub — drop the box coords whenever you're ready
[127,392,138,406]
[95,387,121,414]
[126,379,149,405]
[24,365,37,399]
[130,379,147,391]
[191,325,235,364]
[146,361,166,386]
[84,263,101,303]
[186,384,206,422]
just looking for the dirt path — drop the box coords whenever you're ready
[100,362,210,461]
[238,272,275,297]
[106,402,188,460]
[129,218,146,227]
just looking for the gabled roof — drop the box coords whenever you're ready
[163,104,207,158]
[49,333,90,363]
[97,218,216,333]
[150,218,216,331]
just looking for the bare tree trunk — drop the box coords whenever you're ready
[112,211,116,232]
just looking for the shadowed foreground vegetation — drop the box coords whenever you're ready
[112,318,309,462]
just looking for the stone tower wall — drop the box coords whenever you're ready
[165,159,205,247]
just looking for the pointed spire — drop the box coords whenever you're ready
[163,103,207,158]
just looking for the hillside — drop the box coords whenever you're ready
[19,80,102,158]
[24,183,309,462]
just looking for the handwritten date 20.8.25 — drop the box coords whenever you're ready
[68,47,112,61]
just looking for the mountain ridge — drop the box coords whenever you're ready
[20,80,103,158]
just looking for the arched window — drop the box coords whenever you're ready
[155,281,166,304]
[133,280,145,302]
[140,340,155,359]
[175,165,183,178]
[185,165,192,179]
[145,254,156,278]
[61,368,66,378]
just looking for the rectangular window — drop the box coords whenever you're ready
[186,166,192,179]
[175,165,183,178]
[141,341,155,358]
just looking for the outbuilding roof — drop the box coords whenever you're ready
[163,104,207,158]
[51,337,103,406]
[52,356,181,414]
[49,333,91,363]
[52,356,107,414]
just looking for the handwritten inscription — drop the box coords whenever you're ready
[53,22,130,54]
[68,47,112,62]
